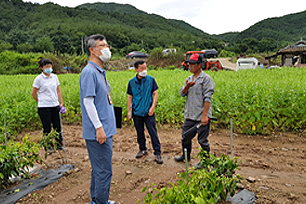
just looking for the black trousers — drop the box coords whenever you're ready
[38,106,63,145]
[181,119,211,158]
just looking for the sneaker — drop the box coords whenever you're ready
[135,150,148,158]
[174,155,190,162]
[91,200,116,204]
[193,161,205,170]
[154,154,163,164]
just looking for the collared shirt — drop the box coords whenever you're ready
[127,75,158,117]
[32,73,60,108]
[79,61,117,140]
[180,71,215,121]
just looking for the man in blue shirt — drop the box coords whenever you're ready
[127,60,163,164]
[80,34,117,204]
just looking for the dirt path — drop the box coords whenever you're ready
[14,125,306,204]
[208,58,236,71]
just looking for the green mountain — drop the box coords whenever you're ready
[218,10,306,43]
[76,2,147,14]
[0,0,305,55]
[213,32,239,42]
[0,0,215,55]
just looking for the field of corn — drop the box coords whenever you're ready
[1,67,306,141]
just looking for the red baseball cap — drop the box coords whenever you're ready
[187,54,202,64]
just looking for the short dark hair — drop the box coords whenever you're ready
[85,34,106,54]
[38,58,52,68]
[134,60,145,69]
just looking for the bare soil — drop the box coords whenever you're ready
[14,124,306,204]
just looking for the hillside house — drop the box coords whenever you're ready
[266,39,306,67]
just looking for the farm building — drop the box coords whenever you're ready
[266,39,306,67]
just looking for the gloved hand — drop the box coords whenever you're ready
[60,106,66,114]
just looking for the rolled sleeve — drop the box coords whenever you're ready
[203,78,215,103]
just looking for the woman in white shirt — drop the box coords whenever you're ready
[31,58,65,151]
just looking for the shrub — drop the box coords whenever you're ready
[0,131,58,188]
[219,50,236,58]
[142,151,243,203]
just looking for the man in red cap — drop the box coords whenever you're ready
[174,53,215,169]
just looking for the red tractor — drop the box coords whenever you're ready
[181,51,223,71]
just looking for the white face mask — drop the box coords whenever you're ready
[139,70,147,77]
[98,48,111,62]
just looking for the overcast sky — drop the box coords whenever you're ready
[25,0,306,35]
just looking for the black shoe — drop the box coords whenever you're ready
[135,150,148,158]
[154,154,163,164]
[193,161,205,170]
[174,155,190,162]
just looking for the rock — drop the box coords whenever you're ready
[289,193,298,199]
[231,189,257,204]
[125,170,132,175]
[246,177,256,183]
[259,186,269,190]
[236,183,244,189]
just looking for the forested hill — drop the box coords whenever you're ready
[77,2,209,37]
[77,2,207,36]
[217,10,306,43]
[236,10,306,42]
[1,0,305,56]
[0,0,215,55]
[77,2,147,14]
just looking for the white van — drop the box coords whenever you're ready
[162,48,176,55]
[236,57,258,71]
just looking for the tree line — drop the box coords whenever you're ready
[0,0,303,58]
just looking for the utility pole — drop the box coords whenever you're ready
[81,35,84,55]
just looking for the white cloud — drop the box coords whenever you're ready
[25,0,306,34]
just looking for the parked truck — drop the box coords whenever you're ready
[181,51,223,71]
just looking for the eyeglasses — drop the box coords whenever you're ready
[94,44,110,49]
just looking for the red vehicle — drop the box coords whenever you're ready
[181,51,223,71]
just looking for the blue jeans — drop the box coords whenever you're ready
[86,137,113,204]
[133,113,161,155]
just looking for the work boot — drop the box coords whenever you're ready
[174,154,190,162]
[175,142,191,162]
[193,161,205,170]
[154,154,163,164]
[135,150,148,158]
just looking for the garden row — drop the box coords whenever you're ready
[1,67,306,141]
